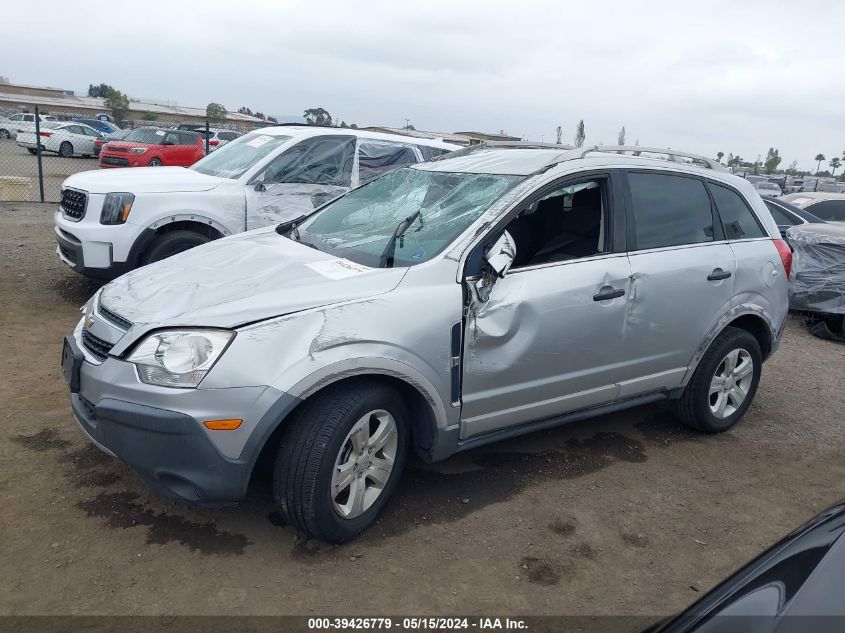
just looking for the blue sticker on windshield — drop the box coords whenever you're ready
[411,251,424,260]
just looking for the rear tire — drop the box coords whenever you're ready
[27,148,36,155]
[273,379,410,543]
[59,141,73,158]
[672,326,762,433]
[142,230,210,264]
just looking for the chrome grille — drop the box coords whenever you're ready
[61,188,88,221]
[98,304,132,330]
[81,329,113,362]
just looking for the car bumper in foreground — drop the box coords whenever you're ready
[63,333,300,507]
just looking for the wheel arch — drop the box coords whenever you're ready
[131,214,233,265]
[682,304,776,388]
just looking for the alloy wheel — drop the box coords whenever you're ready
[709,348,754,418]
[331,409,398,519]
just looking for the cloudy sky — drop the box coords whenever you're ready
[4,0,843,169]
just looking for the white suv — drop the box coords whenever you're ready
[53,127,459,278]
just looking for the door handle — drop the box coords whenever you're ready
[593,287,625,302]
[707,268,732,281]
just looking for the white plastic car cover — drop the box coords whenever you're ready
[786,224,845,314]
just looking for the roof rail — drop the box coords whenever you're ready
[431,140,574,161]
[572,145,727,171]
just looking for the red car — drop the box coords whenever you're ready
[98,128,205,168]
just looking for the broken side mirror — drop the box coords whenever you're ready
[474,231,516,302]
[485,230,516,278]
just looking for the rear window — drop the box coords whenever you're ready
[806,200,845,222]
[764,201,798,227]
[178,131,200,145]
[710,183,765,239]
[417,145,452,161]
[628,172,715,250]
[358,140,419,185]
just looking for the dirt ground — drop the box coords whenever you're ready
[1,202,844,617]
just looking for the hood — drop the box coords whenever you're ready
[63,166,224,194]
[98,229,407,328]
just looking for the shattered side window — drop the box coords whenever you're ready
[298,168,524,267]
[358,140,419,185]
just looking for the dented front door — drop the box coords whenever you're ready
[460,254,632,439]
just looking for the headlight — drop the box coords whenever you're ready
[127,330,234,388]
[129,147,147,154]
[100,192,135,225]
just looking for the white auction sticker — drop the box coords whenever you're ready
[306,259,372,280]
[246,134,274,148]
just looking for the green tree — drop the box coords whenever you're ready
[617,126,625,145]
[104,88,130,124]
[764,148,782,174]
[574,119,585,148]
[237,106,254,116]
[141,111,158,121]
[815,153,826,174]
[830,157,842,177]
[303,107,332,126]
[716,151,724,163]
[206,102,228,122]
[88,83,114,98]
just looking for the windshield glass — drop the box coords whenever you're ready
[123,128,167,144]
[191,132,291,179]
[297,168,524,267]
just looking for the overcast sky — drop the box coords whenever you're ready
[4,0,843,169]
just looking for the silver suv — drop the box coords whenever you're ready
[62,144,791,542]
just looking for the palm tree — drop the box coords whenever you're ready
[815,153,826,174]
[831,157,842,177]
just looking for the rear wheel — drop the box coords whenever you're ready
[142,230,210,264]
[672,327,762,433]
[273,379,410,543]
[59,141,73,158]
[27,148,36,155]
[148,157,163,167]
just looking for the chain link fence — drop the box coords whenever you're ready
[0,105,245,203]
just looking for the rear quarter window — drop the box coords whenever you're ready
[179,132,200,145]
[709,183,765,239]
[628,172,715,250]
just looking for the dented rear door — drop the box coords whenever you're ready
[460,253,632,438]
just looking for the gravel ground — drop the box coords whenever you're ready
[1,202,844,617]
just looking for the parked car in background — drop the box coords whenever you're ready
[16,122,105,157]
[98,128,205,168]
[761,195,826,238]
[649,501,845,632]
[753,181,782,197]
[781,192,845,223]
[72,117,121,135]
[93,129,132,157]
[194,128,240,151]
[55,127,458,277]
[0,112,57,139]
[60,144,789,541]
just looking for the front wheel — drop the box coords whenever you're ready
[142,230,210,264]
[273,379,410,543]
[672,326,762,433]
[0,129,10,139]
[148,157,163,167]
[27,148,37,155]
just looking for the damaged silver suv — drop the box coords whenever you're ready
[62,144,791,542]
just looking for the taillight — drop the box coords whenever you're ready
[209,139,219,146]
[773,239,792,279]
[39,131,53,137]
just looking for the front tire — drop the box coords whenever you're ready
[142,230,210,264]
[148,157,163,166]
[59,141,73,158]
[0,129,10,139]
[273,379,410,543]
[27,148,37,155]
[672,326,762,433]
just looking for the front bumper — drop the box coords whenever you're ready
[64,331,300,506]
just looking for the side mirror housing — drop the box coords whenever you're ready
[485,230,516,278]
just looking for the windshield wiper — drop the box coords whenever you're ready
[275,214,308,240]
[379,210,421,268]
